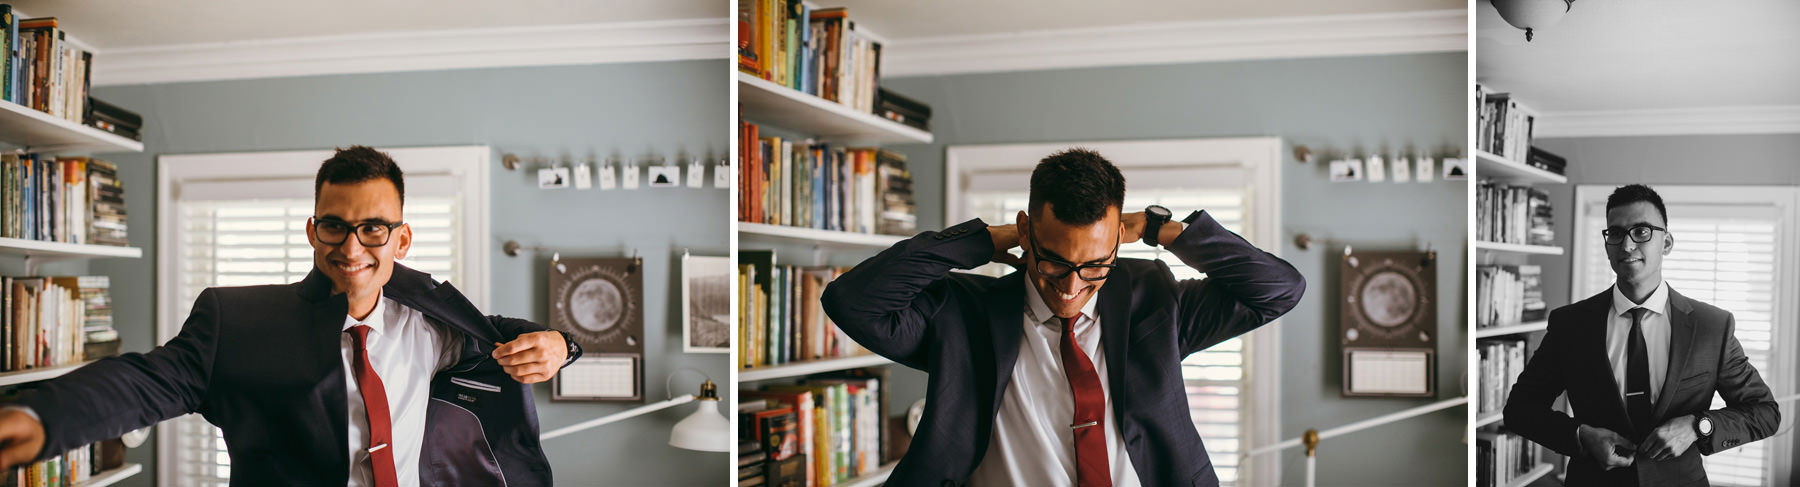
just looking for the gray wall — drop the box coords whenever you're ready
[85,60,731,486]
[883,51,1468,486]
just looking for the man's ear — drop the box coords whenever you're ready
[1663,232,1674,255]
[393,223,413,260]
[1015,211,1030,253]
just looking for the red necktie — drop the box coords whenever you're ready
[1060,316,1112,487]
[348,324,400,487]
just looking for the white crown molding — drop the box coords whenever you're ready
[881,9,1466,78]
[91,18,728,86]
[1536,106,1800,138]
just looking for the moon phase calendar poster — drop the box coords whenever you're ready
[549,257,645,401]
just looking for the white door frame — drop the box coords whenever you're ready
[945,137,1284,485]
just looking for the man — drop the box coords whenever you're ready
[1504,184,1779,486]
[822,149,1304,487]
[0,146,580,486]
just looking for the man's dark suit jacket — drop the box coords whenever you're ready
[13,263,580,486]
[821,211,1305,487]
[1504,286,1779,486]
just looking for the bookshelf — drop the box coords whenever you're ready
[1474,321,1548,339]
[74,463,143,487]
[0,101,144,154]
[739,222,908,249]
[0,238,143,260]
[1475,85,1561,487]
[740,354,894,383]
[738,72,932,145]
[838,461,899,487]
[0,360,97,387]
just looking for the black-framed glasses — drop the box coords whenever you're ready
[1602,224,1666,245]
[312,217,405,247]
[1027,227,1119,281]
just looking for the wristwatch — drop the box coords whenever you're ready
[1695,413,1713,438]
[1143,205,1172,247]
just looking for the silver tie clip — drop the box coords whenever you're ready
[1626,392,1646,397]
[368,443,389,453]
[1071,421,1098,430]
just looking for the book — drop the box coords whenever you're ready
[1,275,94,372]
[737,123,912,237]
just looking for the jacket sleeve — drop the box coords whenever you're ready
[1164,211,1306,356]
[1503,309,1583,457]
[13,288,221,461]
[487,316,583,368]
[821,219,994,369]
[1698,312,1780,455]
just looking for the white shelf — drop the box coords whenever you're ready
[75,463,143,487]
[0,361,96,387]
[1475,151,1565,185]
[0,100,143,154]
[740,354,894,382]
[1476,410,1503,428]
[1506,462,1554,487]
[1476,321,1549,339]
[739,222,907,249]
[0,238,143,260]
[838,461,899,487]
[738,72,933,145]
[1475,241,1563,256]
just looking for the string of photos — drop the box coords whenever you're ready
[502,153,732,191]
[1293,145,1467,183]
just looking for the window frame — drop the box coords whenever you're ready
[945,137,1283,485]
[1570,184,1798,486]
[153,145,492,486]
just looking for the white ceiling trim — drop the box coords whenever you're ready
[882,9,1466,77]
[1537,106,1800,138]
[90,18,728,86]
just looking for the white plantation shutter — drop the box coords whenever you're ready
[965,188,1256,486]
[1572,186,1797,487]
[157,147,488,487]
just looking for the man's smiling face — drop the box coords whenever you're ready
[1019,204,1120,319]
[1605,200,1670,289]
[308,179,410,297]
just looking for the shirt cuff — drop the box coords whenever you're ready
[2,405,40,423]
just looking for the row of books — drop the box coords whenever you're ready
[739,372,888,487]
[0,437,124,487]
[1476,182,1552,246]
[738,122,916,236]
[1475,84,1538,162]
[3,275,115,372]
[738,253,870,369]
[1,154,127,246]
[0,12,87,124]
[737,1,886,116]
[1475,338,1528,415]
[1476,264,1545,329]
[1475,429,1544,487]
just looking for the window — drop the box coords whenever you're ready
[156,146,490,486]
[1571,185,1798,487]
[947,138,1282,486]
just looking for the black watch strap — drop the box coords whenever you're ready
[1143,205,1171,247]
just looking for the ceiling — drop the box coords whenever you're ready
[8,0,725,48]
[1476,0,1800,113]
[820,0,1460,40]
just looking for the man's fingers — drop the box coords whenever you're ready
[497,349,546,367]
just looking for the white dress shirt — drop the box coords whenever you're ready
[1607,281,1672,403]
[342,294,462,487]
[969,288,1141,487]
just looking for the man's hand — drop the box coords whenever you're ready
[0,408,45,470]
[492,331,569,384]
[1121,211,1184,246]
[1639,414,1699,461]
[1577,424,1637,470]
[987,224,1025,269]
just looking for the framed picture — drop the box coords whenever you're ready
[548,257,645,401]
[683,254,732,353]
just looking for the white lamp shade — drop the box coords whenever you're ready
[669,399,730,452]
[1492,0,1570,30]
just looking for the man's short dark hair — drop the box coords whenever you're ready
[1028,148,1126,225]
[315,146,405,206]
[1606,184,1668,225]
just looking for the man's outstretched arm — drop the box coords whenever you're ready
[0,288,223,468]
[1152,210,1306,356]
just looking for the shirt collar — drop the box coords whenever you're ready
[1024,283,1099,328]
[342,293,390,336]
[1610,280,1670,318]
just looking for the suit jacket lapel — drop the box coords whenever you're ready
[1098,263,1132,411]
[1653,287,1698,422]
[1577,291,1633,430]
[986,273,1026,415]
[294,268,354,468]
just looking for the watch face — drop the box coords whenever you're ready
[1700,417,1713,435]
[1147,205,1171,218]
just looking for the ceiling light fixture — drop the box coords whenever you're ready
[1491,0,1575,42]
